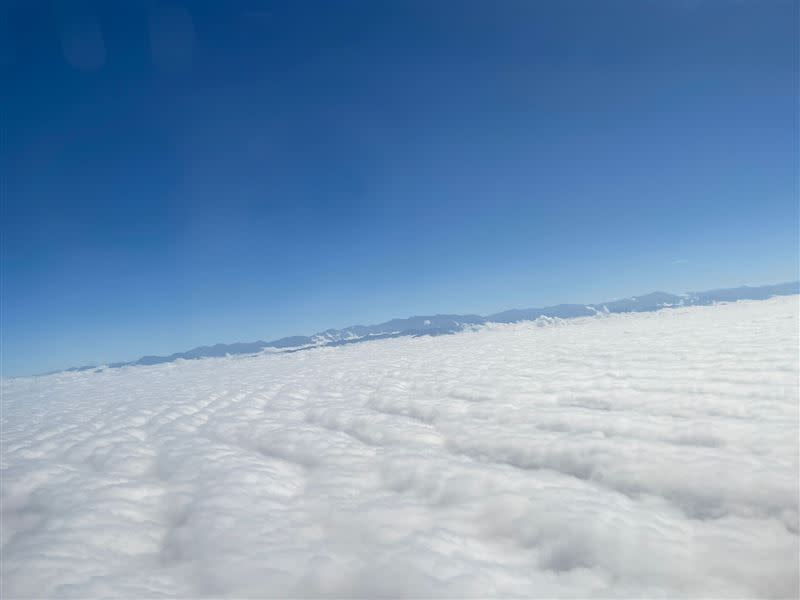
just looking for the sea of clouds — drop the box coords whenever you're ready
[2,296,798,598]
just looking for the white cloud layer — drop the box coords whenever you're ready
[2,297,799,598]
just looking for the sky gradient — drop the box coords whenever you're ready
[3,0,798,376]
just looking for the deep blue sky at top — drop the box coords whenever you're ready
[2,0,798,375]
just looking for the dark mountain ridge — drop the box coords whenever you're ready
[59,281,799,374]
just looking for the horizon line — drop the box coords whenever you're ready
[15,279,799,379]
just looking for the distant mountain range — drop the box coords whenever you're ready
[61,281,799,374]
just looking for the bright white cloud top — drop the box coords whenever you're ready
[2,296,799,598]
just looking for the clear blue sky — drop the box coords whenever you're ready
[2,1,798,376]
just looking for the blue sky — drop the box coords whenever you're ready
[3,0,798,376]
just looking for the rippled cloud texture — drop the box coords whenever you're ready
[2,297,799,598]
